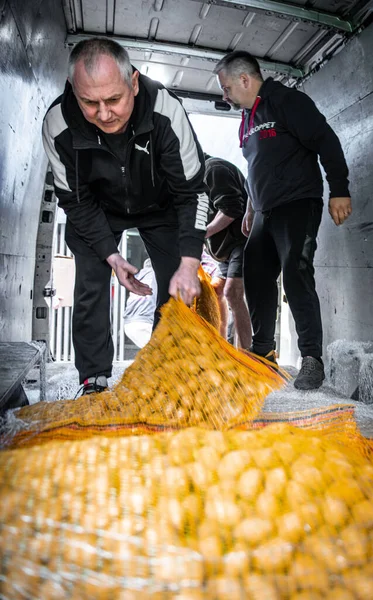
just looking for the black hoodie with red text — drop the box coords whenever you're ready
[240,78,350,212]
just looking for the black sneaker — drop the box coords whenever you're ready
[294,357,325,390]
[82,375,108,395]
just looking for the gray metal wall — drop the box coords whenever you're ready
[0,0,69,342]
[285,24,373,364]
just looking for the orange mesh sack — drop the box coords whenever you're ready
[1,423,373,599]
[193,265,221,332]
[118,298,285,430]
[3,298,285,448]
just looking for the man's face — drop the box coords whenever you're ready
[217,70,258,110]
[72,55,139,134]
[217,71,246,110]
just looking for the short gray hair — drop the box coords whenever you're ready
[68,37,133,85]
[214,51,263,81]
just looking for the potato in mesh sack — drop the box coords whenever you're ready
[2,298,286,448]
[116,298,286,430]
[1,423,373,599]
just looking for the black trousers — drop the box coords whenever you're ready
[243,198,323,358]
[65,219,180,383]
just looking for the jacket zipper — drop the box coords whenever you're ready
[86,127,153,214]
[121,165,130,213]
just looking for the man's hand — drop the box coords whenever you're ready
[242,202,254,237]
[329,197,352,226]
[106,253,152,296]
[169,257,201,306]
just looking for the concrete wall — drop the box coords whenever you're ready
[280,23,373,366]
[0,0,69,341]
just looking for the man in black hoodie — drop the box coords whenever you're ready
[214,51,352,390]
[42,38,208,394]
[203,155,252,349]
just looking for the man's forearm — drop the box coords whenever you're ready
[205,211,235,238]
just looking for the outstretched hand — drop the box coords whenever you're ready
[242,201,254,237]
[329,197,352,226]
[169,257,201,306]
[106,253,152,296]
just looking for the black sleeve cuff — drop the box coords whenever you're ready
[93,236,120,261]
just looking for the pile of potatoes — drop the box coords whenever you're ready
[1,423,373,599]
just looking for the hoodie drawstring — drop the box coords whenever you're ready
[149,132,155,187]
[239,110,245,149]
[239,96,262,148]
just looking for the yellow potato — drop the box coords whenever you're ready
[234,516,273,546]
[251,447,279,469]
[265,467,288,496]
[321,494,350,528]
[256,491,281,520]
[340,524,369,564]
[205,495,242,527]
[194,445,221,471]
[252,537,293,572]
[198,535,223,576]
[303,534,348,573]
[276,511,304,544]
[217,450,251,480]
[237,467,263,500]
[296,501,323,531]
[244,573,278,600]
[206,576,243,600]
[289,554,329,592]
[352,499,373,527]
[223,546,249,578]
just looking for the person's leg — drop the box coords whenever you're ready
[65,221,122,384]
[243,211,281,357]
[210,275,229,338]
[138,222,181,328]
[223,246,252,349]
[270,198,324,389]
[270,198,323,359]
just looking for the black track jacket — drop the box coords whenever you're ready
[42,74,208,261]
[240,78,350,212]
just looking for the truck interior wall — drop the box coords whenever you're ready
[282,22,373,365]
[0,0,68,342]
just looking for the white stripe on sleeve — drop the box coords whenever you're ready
[154,89,201,181]
[42,104,72,192]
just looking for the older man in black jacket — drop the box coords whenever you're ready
[214,51,352,390]
[43,38,208,394]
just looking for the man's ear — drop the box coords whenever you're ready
[132,70,140,96]
[241,73,250,89]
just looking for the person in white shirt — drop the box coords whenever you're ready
[123,259,157,348]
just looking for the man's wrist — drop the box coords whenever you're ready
[180,256,200,270]
[106,252,121,266]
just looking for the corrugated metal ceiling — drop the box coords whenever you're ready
[62,0,373,115]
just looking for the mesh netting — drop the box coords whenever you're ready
[1,424,373,599]
[1,294,286,449]
[1,274,373,598]
[192,266,221,333]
